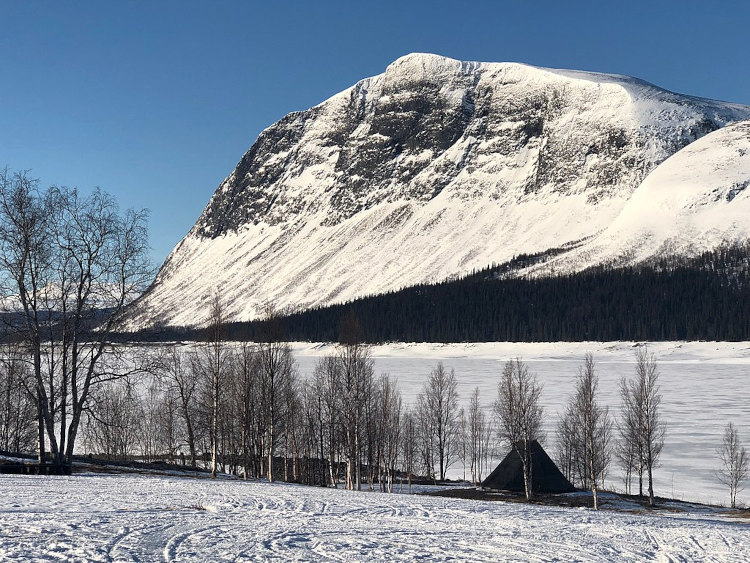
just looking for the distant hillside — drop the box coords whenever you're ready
[129,245,750,343]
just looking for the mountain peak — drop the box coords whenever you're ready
[388,52,459,66]
[125,57,750,328]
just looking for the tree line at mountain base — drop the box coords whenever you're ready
[133,244,750,343]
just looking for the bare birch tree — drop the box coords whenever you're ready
[338,340,373,490]
[207,294,226,477]
[556,404,577,486]
[375,373,402,492]
[415,393,435,480]
[400,408,417,493]
[0,169,52,463]
[495,358,543,500]
[0,171,153,466]
[620,347,665,506]
[50,187,152,465]
[335,310,373,490]
[0,343,36,453]
[419,362,459,481]
[313,354,342,487]
[717,422,748,508]
[236,343,259,479]
[563,354,612,509]
[256,305,296,483]
[615,419,638,495]
[458,407,467,481]
[160,346,200,466]
[467,387,492,485]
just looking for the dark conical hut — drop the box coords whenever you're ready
[481,440,575,494]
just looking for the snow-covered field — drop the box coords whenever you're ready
[292,341,750,506]
[1,473,748,562]
[2,341,748,561]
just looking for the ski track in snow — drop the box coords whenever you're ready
[0,474,747,561]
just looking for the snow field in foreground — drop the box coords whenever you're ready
[1,473,748,562]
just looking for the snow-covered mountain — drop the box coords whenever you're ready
[127,53,750,328]
[526,120,750,274]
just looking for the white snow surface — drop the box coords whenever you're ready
[126,53,750,328]
[532,120,750,272]
[1,473,748,562]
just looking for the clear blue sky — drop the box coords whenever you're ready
[2,1,748,266]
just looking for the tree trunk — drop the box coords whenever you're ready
[58,347,67,467]
[318,398,325,486]
[64,403,84,465]
[36,390,45,464]
[521,443,532,501]
[647,453,655,506]
[592,482,599,510]
[267,411,274,483]
[186,420,197,468]
[639,464,643,497]
[354,422,361,491]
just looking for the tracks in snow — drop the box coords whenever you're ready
[1,474,747,561]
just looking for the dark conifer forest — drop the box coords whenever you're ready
[137,245,750,343]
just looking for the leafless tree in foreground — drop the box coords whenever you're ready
[457,407,467,481]
[495,358,544,500]
[556,402,577,486]
[312,354,342,487]
[717,422,748,508]
[257,305,296,483]
[338,340,372,490]
[0,342,36,453]
[235,342,260,480]
[400,408,417,492]
[419,362,459,481]
[160,346,200,467]
[335,312,374,491]
[371,373,402,492]
[560,354,612,509]
[0,169,153,465]
[467,387,491,485]
[200,294,228,478]
[0,169,52,463]
[620,347,665,506]
[615,417,638,495]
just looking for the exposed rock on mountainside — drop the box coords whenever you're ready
[528,120,750,274]
[127,53,750,328]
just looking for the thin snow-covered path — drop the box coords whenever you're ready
[0,474,747,562]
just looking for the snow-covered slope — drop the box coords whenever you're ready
[127,53,750,328]
[528,120,750,273]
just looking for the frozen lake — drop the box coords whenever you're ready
[292,341,750,506]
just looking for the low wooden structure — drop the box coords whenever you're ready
[0,462,72,475]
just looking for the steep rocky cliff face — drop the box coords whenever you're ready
[126,54,750,328]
